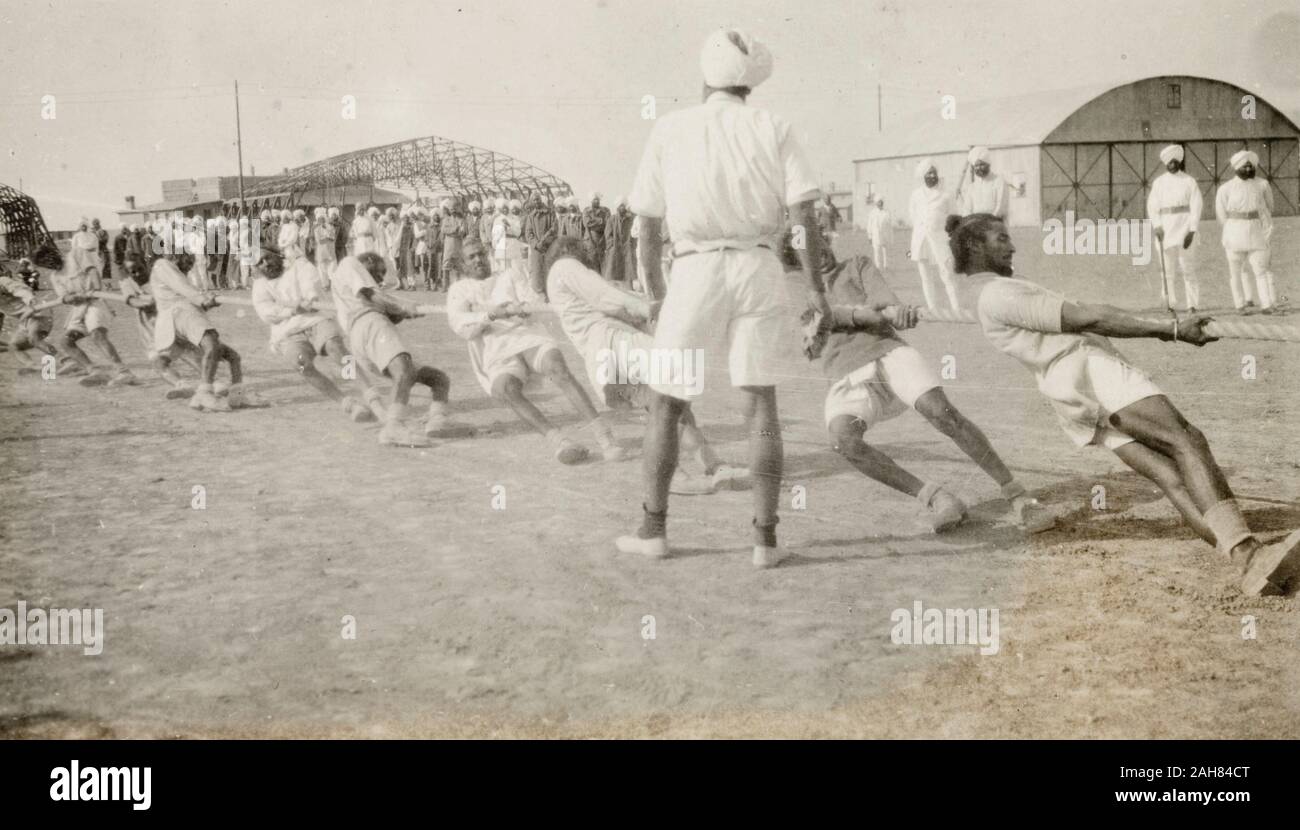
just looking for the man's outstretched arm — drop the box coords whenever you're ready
[1061,301,1216,345]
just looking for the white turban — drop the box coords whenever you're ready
[468,200,481,211]
[328,207,341,218]
[589,191,602,203]
[615,194,627,207]
[314,207,326,218]
[130,224,140,232]
[367,207,380,218]
[967,146,989,165]
[293,209,306,218]
[700,28,773,89]
[1230,149,1258,170]
[495,197,507,210]
[509,198,522,210]
[915,157,936,180]
[280,210,292,221]
[1159,144,1184,165]
[260,210,271,221]
[439,199,451,210]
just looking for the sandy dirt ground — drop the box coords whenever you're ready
[2,220,1298,739]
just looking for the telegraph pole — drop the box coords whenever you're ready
[235,80,246,214]
[877,83,882,132]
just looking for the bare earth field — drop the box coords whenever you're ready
[2,220,1298,739]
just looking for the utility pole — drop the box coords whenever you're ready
[877,83,882,132]
[235,80,246,215]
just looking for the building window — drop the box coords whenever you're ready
[1167,84,1181,109]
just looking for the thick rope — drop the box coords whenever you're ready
[29,290,1300,343]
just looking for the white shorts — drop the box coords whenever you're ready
[276,319,344,357]
[485,343,559,389]
[823,345,941,429]
[64,300,111,335]
[347,311,408,374]
[651,247,792,399]
[174,304,215,346]
[1041,348,1163,451]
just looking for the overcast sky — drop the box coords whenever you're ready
[3,0,1298,229]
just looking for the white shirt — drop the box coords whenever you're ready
[278,222,302,259]
[148,258,204,309]
[252,259,331,345]
[1146,170,1203,244]
[330,256,381,332]
[447,270,557,393]
[1214,176,1273,251]
[961,174,1007,218]
[351,216,376,255]
[546,257,649,352]
[974,275,1126,379]
[909,185,954,261]
[866,208,892,241]
[628,90,821,253]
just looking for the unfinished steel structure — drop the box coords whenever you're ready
[0,183,56,260]
[229,136,572,215]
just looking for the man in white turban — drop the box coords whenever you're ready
[1146,143,1203,311]
[908,159,960,311]
[479,198,497,250]
[960,146,1007,219]
[1215,150,1280,313]
[619,27,824,568]
[866,197,892,269]
[278,208,304,263]
[352,205,378,257]
[69,219,102,278]
[313,206,338,288]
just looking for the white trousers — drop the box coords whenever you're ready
[915,260,959,312]
[871,239,888,269]
[1157,244,1199,309]
[1225,249,1275,309]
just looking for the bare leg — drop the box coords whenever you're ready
[913,388,1013,487]
[88,329,127,368]
[1107,394,1266,567]
[292,341,343,401]
[385,353,417,407]
[59,330,97,371]
[1112,441,1215,545]
[643,389,686,515]
[828,413,923,496]
[216,341,242,385]
[1106,395,1231,511]
[741,385,781,530]
[538,349,599,422]
[415,365,449,402]
[678,406,721,472]
[492,374,555,435]
[197,331,221,385]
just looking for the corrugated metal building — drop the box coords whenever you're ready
[851,75,1300,229]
